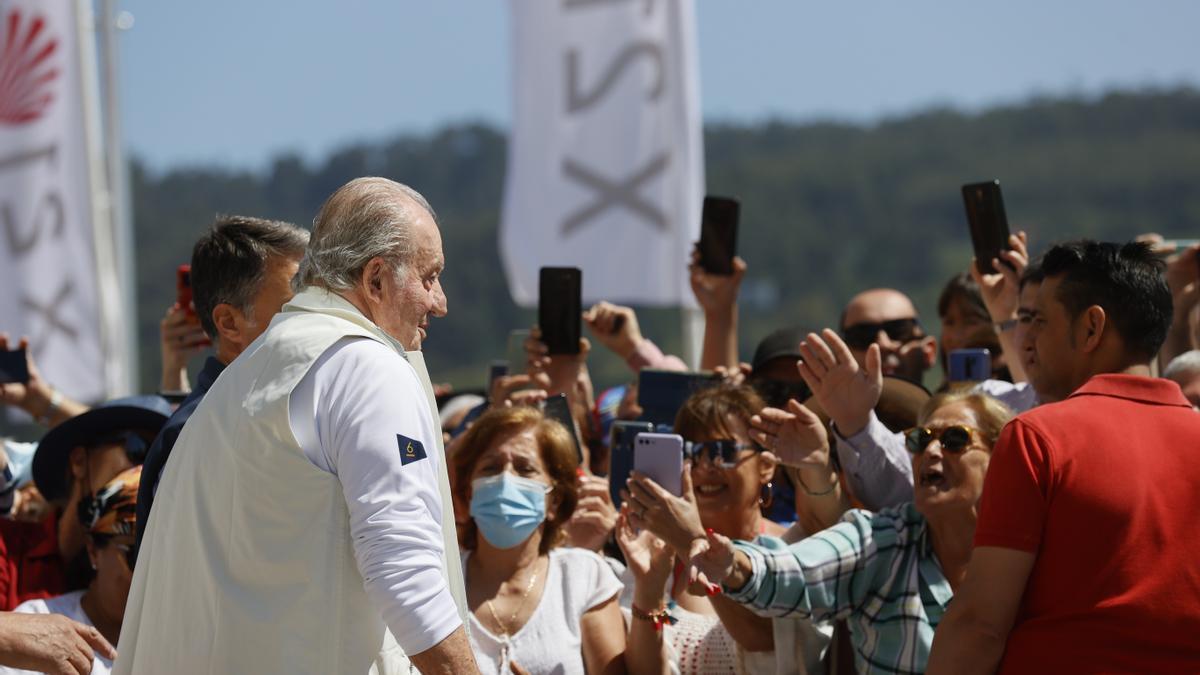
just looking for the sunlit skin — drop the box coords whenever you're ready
[212,254,301,364]
[689,414,783,541]
[376,210,448,351]
[59,443,134,561]
[910,402,992,520]
[940,296,994,357]
[843,289,937,382]
[1023,276,1083,403]
[81,534,135,645]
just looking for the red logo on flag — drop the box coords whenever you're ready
[0,8,59,125]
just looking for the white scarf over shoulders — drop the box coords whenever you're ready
[116,288,467,675]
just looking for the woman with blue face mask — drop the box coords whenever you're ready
[452,406,662,675]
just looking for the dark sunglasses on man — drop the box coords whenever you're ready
[841,318,922,351]
[685,439,763,469]
[903,425,980,455]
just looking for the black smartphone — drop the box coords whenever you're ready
[543,393,584,464]
[0,348,29,385]
[637,369,722,427]
[962,180,1012,274]
[698,196,740,275]
[486,360,509,399]
[538,267,582,355]
[608,421,654,506]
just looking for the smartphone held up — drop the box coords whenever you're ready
[698,195,740,275]
[538,267,582,355]
[961,180,1013,274]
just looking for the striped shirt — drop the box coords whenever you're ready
[725,503,952,675]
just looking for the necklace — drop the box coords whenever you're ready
[484,558,542,637]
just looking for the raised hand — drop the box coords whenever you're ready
[749,399,829,469]
[685,528,737,591]
[615,510,675,589]
[160,303,210,392]
[624,466,705,557]
[971,231,1030,323]
[582,301,643,361]
[688,247,747,316]
[564,474,619,552]
[797,329,882,437]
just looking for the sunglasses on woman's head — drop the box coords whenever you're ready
[904,425,979,455]
[685,440,761,469]
[841,318,922,351]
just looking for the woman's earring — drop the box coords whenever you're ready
[759,482,774,508]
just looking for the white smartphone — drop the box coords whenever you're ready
[633,432,684,496]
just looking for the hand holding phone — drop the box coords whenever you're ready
[698,196,740,275]
[0,348,30,385]
[633,432,684,496]
[608,421,655,506]
[538,267,582,355]
[962,181,1013,274]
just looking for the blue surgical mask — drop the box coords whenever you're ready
[469,473,551,549]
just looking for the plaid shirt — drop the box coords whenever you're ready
[726,503,952,675]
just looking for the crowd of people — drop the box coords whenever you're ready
[0,175,1198,674]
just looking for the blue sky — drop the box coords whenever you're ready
[116,1,1200,171]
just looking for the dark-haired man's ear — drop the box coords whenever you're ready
[211,304,245,349]
[1081,306,1107,353]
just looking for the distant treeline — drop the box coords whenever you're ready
[131,87,1200,393]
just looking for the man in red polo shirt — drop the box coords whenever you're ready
[929,240,1200,674]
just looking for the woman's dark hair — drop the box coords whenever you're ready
[937,272,989,322]
[452,406,579,554]
[674,384,766,442]
[1041,240,1173,360]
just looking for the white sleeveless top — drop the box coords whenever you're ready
[115,288,467,675]
[465,548,623,675]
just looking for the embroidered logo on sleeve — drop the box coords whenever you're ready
[397,435,427,465]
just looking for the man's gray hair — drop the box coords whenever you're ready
[296,177,437,293]
[1164,350,1200,382]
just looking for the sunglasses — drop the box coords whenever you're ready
[750,378,812,408]
[904,425,980,455]
[842,318,922,351]
[685,440,761,469]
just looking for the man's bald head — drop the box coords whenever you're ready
[841,289,920,330]
[839,288,937,383]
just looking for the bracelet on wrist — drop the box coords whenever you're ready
[630,603,677,631]
[36,388,63,427]
[796,471,837,497]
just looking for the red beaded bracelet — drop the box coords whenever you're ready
[631,603,678,632]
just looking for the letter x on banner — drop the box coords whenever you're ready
[501,0,704,308]
[0,0,126,407]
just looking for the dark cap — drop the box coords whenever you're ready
[33,395,171,503]
[751,326,808,373]
[801,376,932,434]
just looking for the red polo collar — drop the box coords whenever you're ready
[1069,373,1193,409]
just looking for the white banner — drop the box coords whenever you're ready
[0,0,125,404]
[501,0,704,307]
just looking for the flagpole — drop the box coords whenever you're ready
[96,0,138,395]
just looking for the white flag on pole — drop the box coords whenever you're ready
[0,0,126,404]
[501,0,704,308]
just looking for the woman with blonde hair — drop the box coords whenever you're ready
[632,390,1014,675]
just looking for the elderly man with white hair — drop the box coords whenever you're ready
[1164,350,1200,409]
[116,178,477,674]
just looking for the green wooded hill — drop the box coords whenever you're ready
[131,87,1200,393]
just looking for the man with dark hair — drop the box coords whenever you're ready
[929,240,1200,674]
[135,215,308,547]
